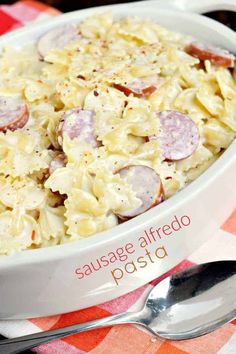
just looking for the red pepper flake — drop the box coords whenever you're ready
[124,100,128,107]
[93,90,99,97]
[92,69,97,72]
[31,230,36,241]
[77,75,86,80]
[165,176,173,180]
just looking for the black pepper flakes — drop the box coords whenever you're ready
[77,75,86,80]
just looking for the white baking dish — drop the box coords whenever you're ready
[0,0,236,319]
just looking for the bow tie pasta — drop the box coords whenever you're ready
[0,12,235,255]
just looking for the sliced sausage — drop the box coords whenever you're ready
[0,96,29,132]
[187,42,235,68]
[57,107,99,147]
[117,165,164,219]
[37,24,79,59]
[149,110,199,161]
[49,153,67,175]
[113,77,157,97]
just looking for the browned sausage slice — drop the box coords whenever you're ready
[187,42,235,68]
[49,153,67,175]
[57,107,99,147]
[0,96,29,132]
[113,78,157,97]
[37,24,79,59]
[149,110,199,161]
[117,165,164,219]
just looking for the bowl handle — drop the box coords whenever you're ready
[142,0,236,14]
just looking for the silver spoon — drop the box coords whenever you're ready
[1,260,235,354]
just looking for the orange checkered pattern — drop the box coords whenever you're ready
[0,2,235,353]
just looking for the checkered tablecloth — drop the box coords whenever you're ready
[0,2,235,353]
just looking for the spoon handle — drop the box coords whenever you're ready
[0,312,141,354]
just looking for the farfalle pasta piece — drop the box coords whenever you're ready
[185,154,219,182]
[180,66,219,95]
[45,165,74,194]
[0,211,40,255]
[62,136,96,164]
[216,68,236,100]
[80,11,113,39]
[174,50,200,66]
[134,140,162,161]
[0,46,45,99]
[174,88,210,117]
[149,76,182,112]
[102,125,143,154]
[64,166,142,237]
[176,144,213,172]
[220,98,236,132]
[66,211,118,238]
[68,51,103,81]
[92,170,141,214]
[128,45,162,77]
[180,66,206,88]
[0,45,43,78]
[153,160,186,198]
[38,205,66,241]
[123,96,153,120]
[56,79,90,109]
[154,24,191,48]
[88,151,123,174]
[202,119,235,149]
[30,102,58,127]
[64,189,118,238]
[24,79,53,103]
[45,47,74,66]
[42,60,68,85]
[68,189,107,216]
[0,176,47,209]
[0,130,51,177]
[117,17,161,44]
[84,85,126,119]
[196,89,224,117]
[45,155,94,195]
